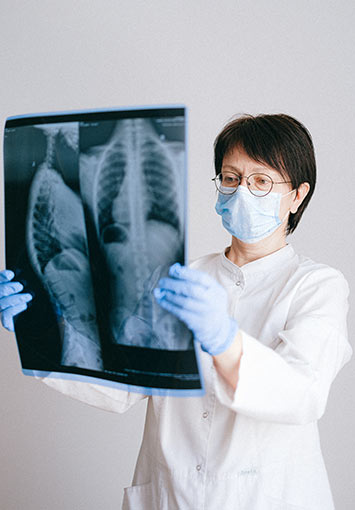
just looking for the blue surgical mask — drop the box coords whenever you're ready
[215,185,295,243]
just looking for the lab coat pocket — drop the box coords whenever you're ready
[122,481,160,510]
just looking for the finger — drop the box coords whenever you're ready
[168,263,215,289]
[0,281,24,298]
[1,302,28,331]
[154,288,204,313]
[0,270,15,283]
[154,294,185,320]
[154,291,195,324]
[157,277,206,300]
[0,293,33,312]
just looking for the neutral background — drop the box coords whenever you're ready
[0,1,354,509]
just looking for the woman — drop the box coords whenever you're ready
[0,113,352,509]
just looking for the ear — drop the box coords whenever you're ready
[290,182,310,214]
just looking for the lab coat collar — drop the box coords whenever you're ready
[219,243,296,280]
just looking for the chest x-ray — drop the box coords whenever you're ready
[4,106,203,396]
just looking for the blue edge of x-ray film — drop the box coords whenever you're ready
[11,104,205,398]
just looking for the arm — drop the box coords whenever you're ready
[39,375,147,414]
[213,330,243,390]
[155,264,352,425]
[213,268,353,425]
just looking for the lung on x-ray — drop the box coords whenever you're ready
[4,106,203,396]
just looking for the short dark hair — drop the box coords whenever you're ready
[214,113,316,234]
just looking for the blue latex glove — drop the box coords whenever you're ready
[0,270,33,332]
[153,263,239,356]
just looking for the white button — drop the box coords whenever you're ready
[202,411,209,419]
[236,281,241,286]
[196,465,202,471]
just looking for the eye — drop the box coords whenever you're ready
[252,174,272,189]
[221,173,239,186]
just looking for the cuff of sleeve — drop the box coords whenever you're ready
[213,330,309,421]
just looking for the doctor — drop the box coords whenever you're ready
[0,113,352,509]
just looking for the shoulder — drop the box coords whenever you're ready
[295,253,349,295]
[288,252,349,333]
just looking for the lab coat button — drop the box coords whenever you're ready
[236,281,241,286]
[196,465,202,471]
[202,411,209,419]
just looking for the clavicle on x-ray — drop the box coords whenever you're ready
[4,107,203,396]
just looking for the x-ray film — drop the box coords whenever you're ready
[3,105,204,396]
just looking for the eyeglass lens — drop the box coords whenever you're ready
[216,172,273,196]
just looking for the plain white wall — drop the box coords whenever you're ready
[0,0,354,508]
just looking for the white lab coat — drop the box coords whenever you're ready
[40,244,353,509]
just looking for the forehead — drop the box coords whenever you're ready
[222,146,284,179]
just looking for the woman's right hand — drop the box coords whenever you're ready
[0,270,33,332]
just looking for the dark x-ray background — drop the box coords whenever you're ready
[4,108,202,393]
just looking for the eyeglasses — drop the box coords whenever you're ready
[212,172,292,197]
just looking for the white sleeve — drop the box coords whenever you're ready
[38,376,147,414]
[213,268,353,425]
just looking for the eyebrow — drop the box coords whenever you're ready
[221,164,275,174]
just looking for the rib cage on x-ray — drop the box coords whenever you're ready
[81,118,191,350]
[25,116,191,375]
[26,124,103,370]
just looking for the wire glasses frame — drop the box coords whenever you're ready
[212,172,292,197]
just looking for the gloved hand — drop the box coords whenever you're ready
[0,270,33,332]
[153,263,239,356]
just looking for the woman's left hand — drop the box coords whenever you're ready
[153,263,239,356]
